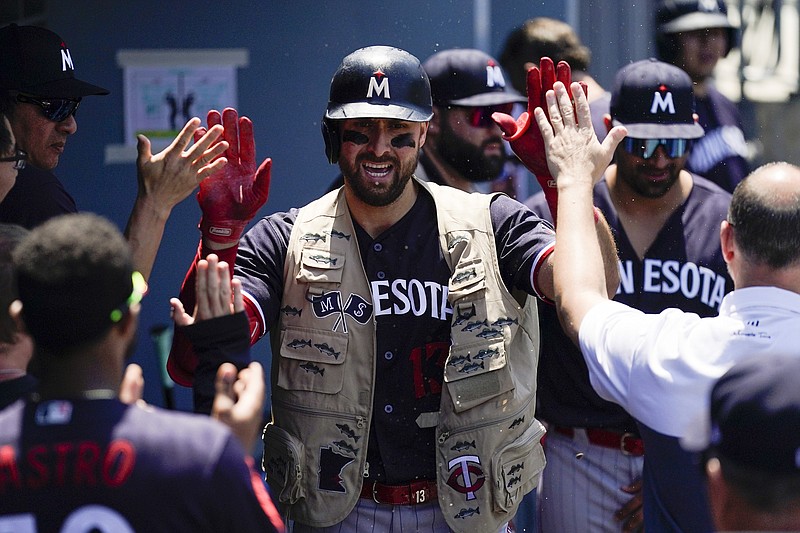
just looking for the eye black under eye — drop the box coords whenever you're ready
[342,130,369,145]
[391,133,415,149]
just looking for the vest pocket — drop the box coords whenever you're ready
[297,248,345,283]
[491,419,546,512]
[448,259,486,298]
[263,422,306,505]
[444,339,512,412]
[278,326,348,394]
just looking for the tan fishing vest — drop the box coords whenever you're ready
[262,178,545,532]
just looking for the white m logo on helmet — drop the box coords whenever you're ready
[650,91,676,114]
[367,71,390,99]
[486,65,506,88]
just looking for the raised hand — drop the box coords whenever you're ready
[492,58,581,222]
[136,117,229,215]
[212,361,266,451]
[126,117,230,281]
[533,81,625,195]
[196,108,271,248]
[170,254,244,326]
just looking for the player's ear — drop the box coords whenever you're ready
[418,120,430,149]
[720,220,735,263]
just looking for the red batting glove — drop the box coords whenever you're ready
[196,108,271,246]
[492,58,585,223]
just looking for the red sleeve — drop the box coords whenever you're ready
[166,241,261,387]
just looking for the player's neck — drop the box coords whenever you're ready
[35,344,123,400]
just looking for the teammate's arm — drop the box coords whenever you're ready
[125,118,229,281]
[536,81,626,344]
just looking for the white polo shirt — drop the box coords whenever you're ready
[578,286,800,438]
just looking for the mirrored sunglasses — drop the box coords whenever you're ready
[0,148,27,170]
[622,137,690,159]
[16,94,82,123]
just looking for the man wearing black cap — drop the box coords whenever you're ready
[0,24,108,228]
[0,24,232,281]
[538,70,800,531]
[682,355,800,531]
[656,0,751,193]
[525,58,733,532]
[420,48,527,193]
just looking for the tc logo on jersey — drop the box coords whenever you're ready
[367,69,390,99]
[485,60,506,89]
[650,84,676,115]
[447,455,485,501]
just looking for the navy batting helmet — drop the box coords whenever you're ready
[322,45,433,163]
[655,0,738,62]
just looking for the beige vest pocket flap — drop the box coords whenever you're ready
[297,248,345,283]
[449,259,486,297]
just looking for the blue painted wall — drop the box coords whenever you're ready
[40,1,564,409]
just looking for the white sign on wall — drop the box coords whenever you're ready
[106,49,248,164]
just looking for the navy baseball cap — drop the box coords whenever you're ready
[610,58,704,139]
[657,0,735,34]
[423,49,527,107]
[0,24,109,98]
[685,355,800,475]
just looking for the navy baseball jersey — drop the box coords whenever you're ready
[0,398,279,533]
[236,189,555,484]
[528,175,733,430]
[687,87,750,193]
[0,166,77,229]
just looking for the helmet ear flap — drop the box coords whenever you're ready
[322,117,340,164]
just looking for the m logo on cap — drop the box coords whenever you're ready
[485,62,506,89]
[650,85,676,115]
[60,46,74,72]
[367,69,390,99]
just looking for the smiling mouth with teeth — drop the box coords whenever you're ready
[364,161,392,179]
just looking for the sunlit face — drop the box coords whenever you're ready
[675,27,729,82]
[615,141,687,199]
[8,98,77,170]
[338,118,427,207]
[435,105,508,183]
[0,117,19,202]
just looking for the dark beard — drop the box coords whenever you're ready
[437,121,505,183]
[340,153,419,207]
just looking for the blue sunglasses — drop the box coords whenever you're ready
[622,137,690,159]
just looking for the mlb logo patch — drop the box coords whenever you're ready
[35,400,74,425]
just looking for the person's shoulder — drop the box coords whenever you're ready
[689,173,732,201]
[125,403,233,452]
